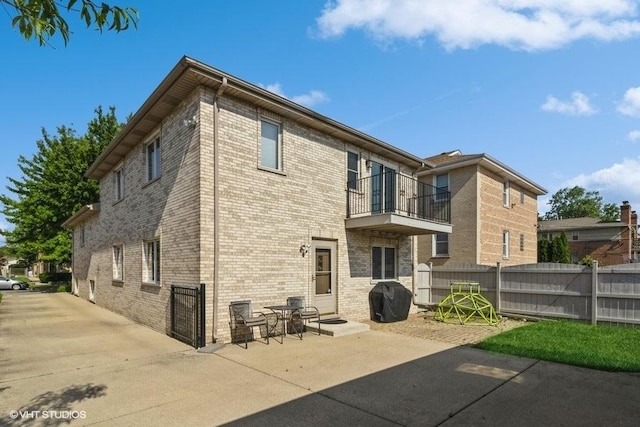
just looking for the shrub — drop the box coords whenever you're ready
[39,272,72,283]
[56,284,71,293]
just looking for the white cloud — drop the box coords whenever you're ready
[564,157,640,207]
[628,130,640,141]
[315,0,640,51]
[260,83,329,108]
[617,87,640,116]
[541,91,597,116]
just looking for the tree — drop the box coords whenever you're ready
[0,106,122,267]
[2,0,139,46]
[538,232,570,263]
[543,186,619,221]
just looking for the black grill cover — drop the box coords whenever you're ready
[369,281,412,322]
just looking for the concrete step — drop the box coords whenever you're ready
[305,318,370,337]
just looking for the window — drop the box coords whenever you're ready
[503,181,510,207]
[260,119,281,170]
[572,232,579,241]
[503,231,510,258]
[114,167,124,201]
[80,227,85,248]
[434,173,449,201]
[434,233,449,256]
[520,189,525,204]
[372,246,396,280]
[571,254,579,264]
[146,137,161,181]
[347,151,359,190]
[144,240,160,284]
[113,245,124,281]
[520,234,525,251]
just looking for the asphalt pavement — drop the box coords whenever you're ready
[1,291,638,426]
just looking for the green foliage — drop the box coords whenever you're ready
[0,106,123,267]
[579,255,594,267]
[39,272,71,283]
[56,284,70,292]
[538,232,570,263]
[544,186,619,221]
[3,0,139,46]
[476,321,640,372]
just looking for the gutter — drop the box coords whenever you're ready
[212,77,228,343]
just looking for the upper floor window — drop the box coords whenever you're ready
[503,181,510,207]
[114,167,124,201]
[146,137,161,181]
[113,245,124,281]
[372,246,396,280]
[144,239,160,284]
[520,189,525,204]
[434,173,449,201]
[434,233,449,256]
[572,232,579,241]
[347,151,359,190]
[520,234,525,251]
[260,119,281,171]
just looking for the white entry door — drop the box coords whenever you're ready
[312,240,337,315]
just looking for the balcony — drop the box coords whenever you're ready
[346,172,452,235]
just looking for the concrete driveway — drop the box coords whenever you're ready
[1,291,638,426]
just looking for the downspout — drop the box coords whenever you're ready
[212,77,228,343]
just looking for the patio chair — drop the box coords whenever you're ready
[287,296,321,339]
[229,300,269,349]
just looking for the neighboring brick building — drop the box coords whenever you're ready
[63,57,452,344]
[416,150,546,266]
[537,201,639,266]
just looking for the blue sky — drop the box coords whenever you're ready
[2,0,640,240]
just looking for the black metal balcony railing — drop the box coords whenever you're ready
[347,172,451,223]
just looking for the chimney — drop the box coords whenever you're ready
[621,201,633,261]
[621,201,631,225]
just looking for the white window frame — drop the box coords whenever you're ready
[146,137,161,182]
[503,181,510,207]
[259,119,282,171]
[503,230,510,259]
[144,239,160,284]
[434,233,449,257]
[372,245,396,280]
[347,151,359,190]
[434,173,449,201]
[113,245,124,281]
[114,166,125,201]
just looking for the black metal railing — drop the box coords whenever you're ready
[347,172,450,223]
[170,283,205,348]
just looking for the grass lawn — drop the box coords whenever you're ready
[475,320,640,372]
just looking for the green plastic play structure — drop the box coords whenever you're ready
[434,281,498,326]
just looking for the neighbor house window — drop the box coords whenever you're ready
[434,233,449,256]
[503,231,510,258]
[503,181,510,207]
[114,167,124,201]
[260,119,281,170]
[372,246,396,280]
[113,245,124,281]
[434,173,449,201]
[144,240,160,284]
[520,234,525,251]
[146,137,161,181]
[572,232,579,241]
[347,151,359,190]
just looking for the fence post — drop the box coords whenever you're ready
[591,261,598,325]
[199,283,206,348]
[496,262,501,313]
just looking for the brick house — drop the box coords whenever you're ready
[416,150,546,266]
[63,56,452,344]
[537,201,639,266]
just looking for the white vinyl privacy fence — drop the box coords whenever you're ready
[416,262,640,326]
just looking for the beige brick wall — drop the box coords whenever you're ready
[71,86,420,344]
[478,168,538,265]
[418,164,538,267]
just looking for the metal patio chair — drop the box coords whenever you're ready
[287,296,321,339]
[229,300,269,349]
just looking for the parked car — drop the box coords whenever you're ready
[0,276,29,290]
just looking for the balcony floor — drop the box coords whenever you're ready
[345,213,452,235]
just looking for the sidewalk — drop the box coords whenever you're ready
[1,291,638,426]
